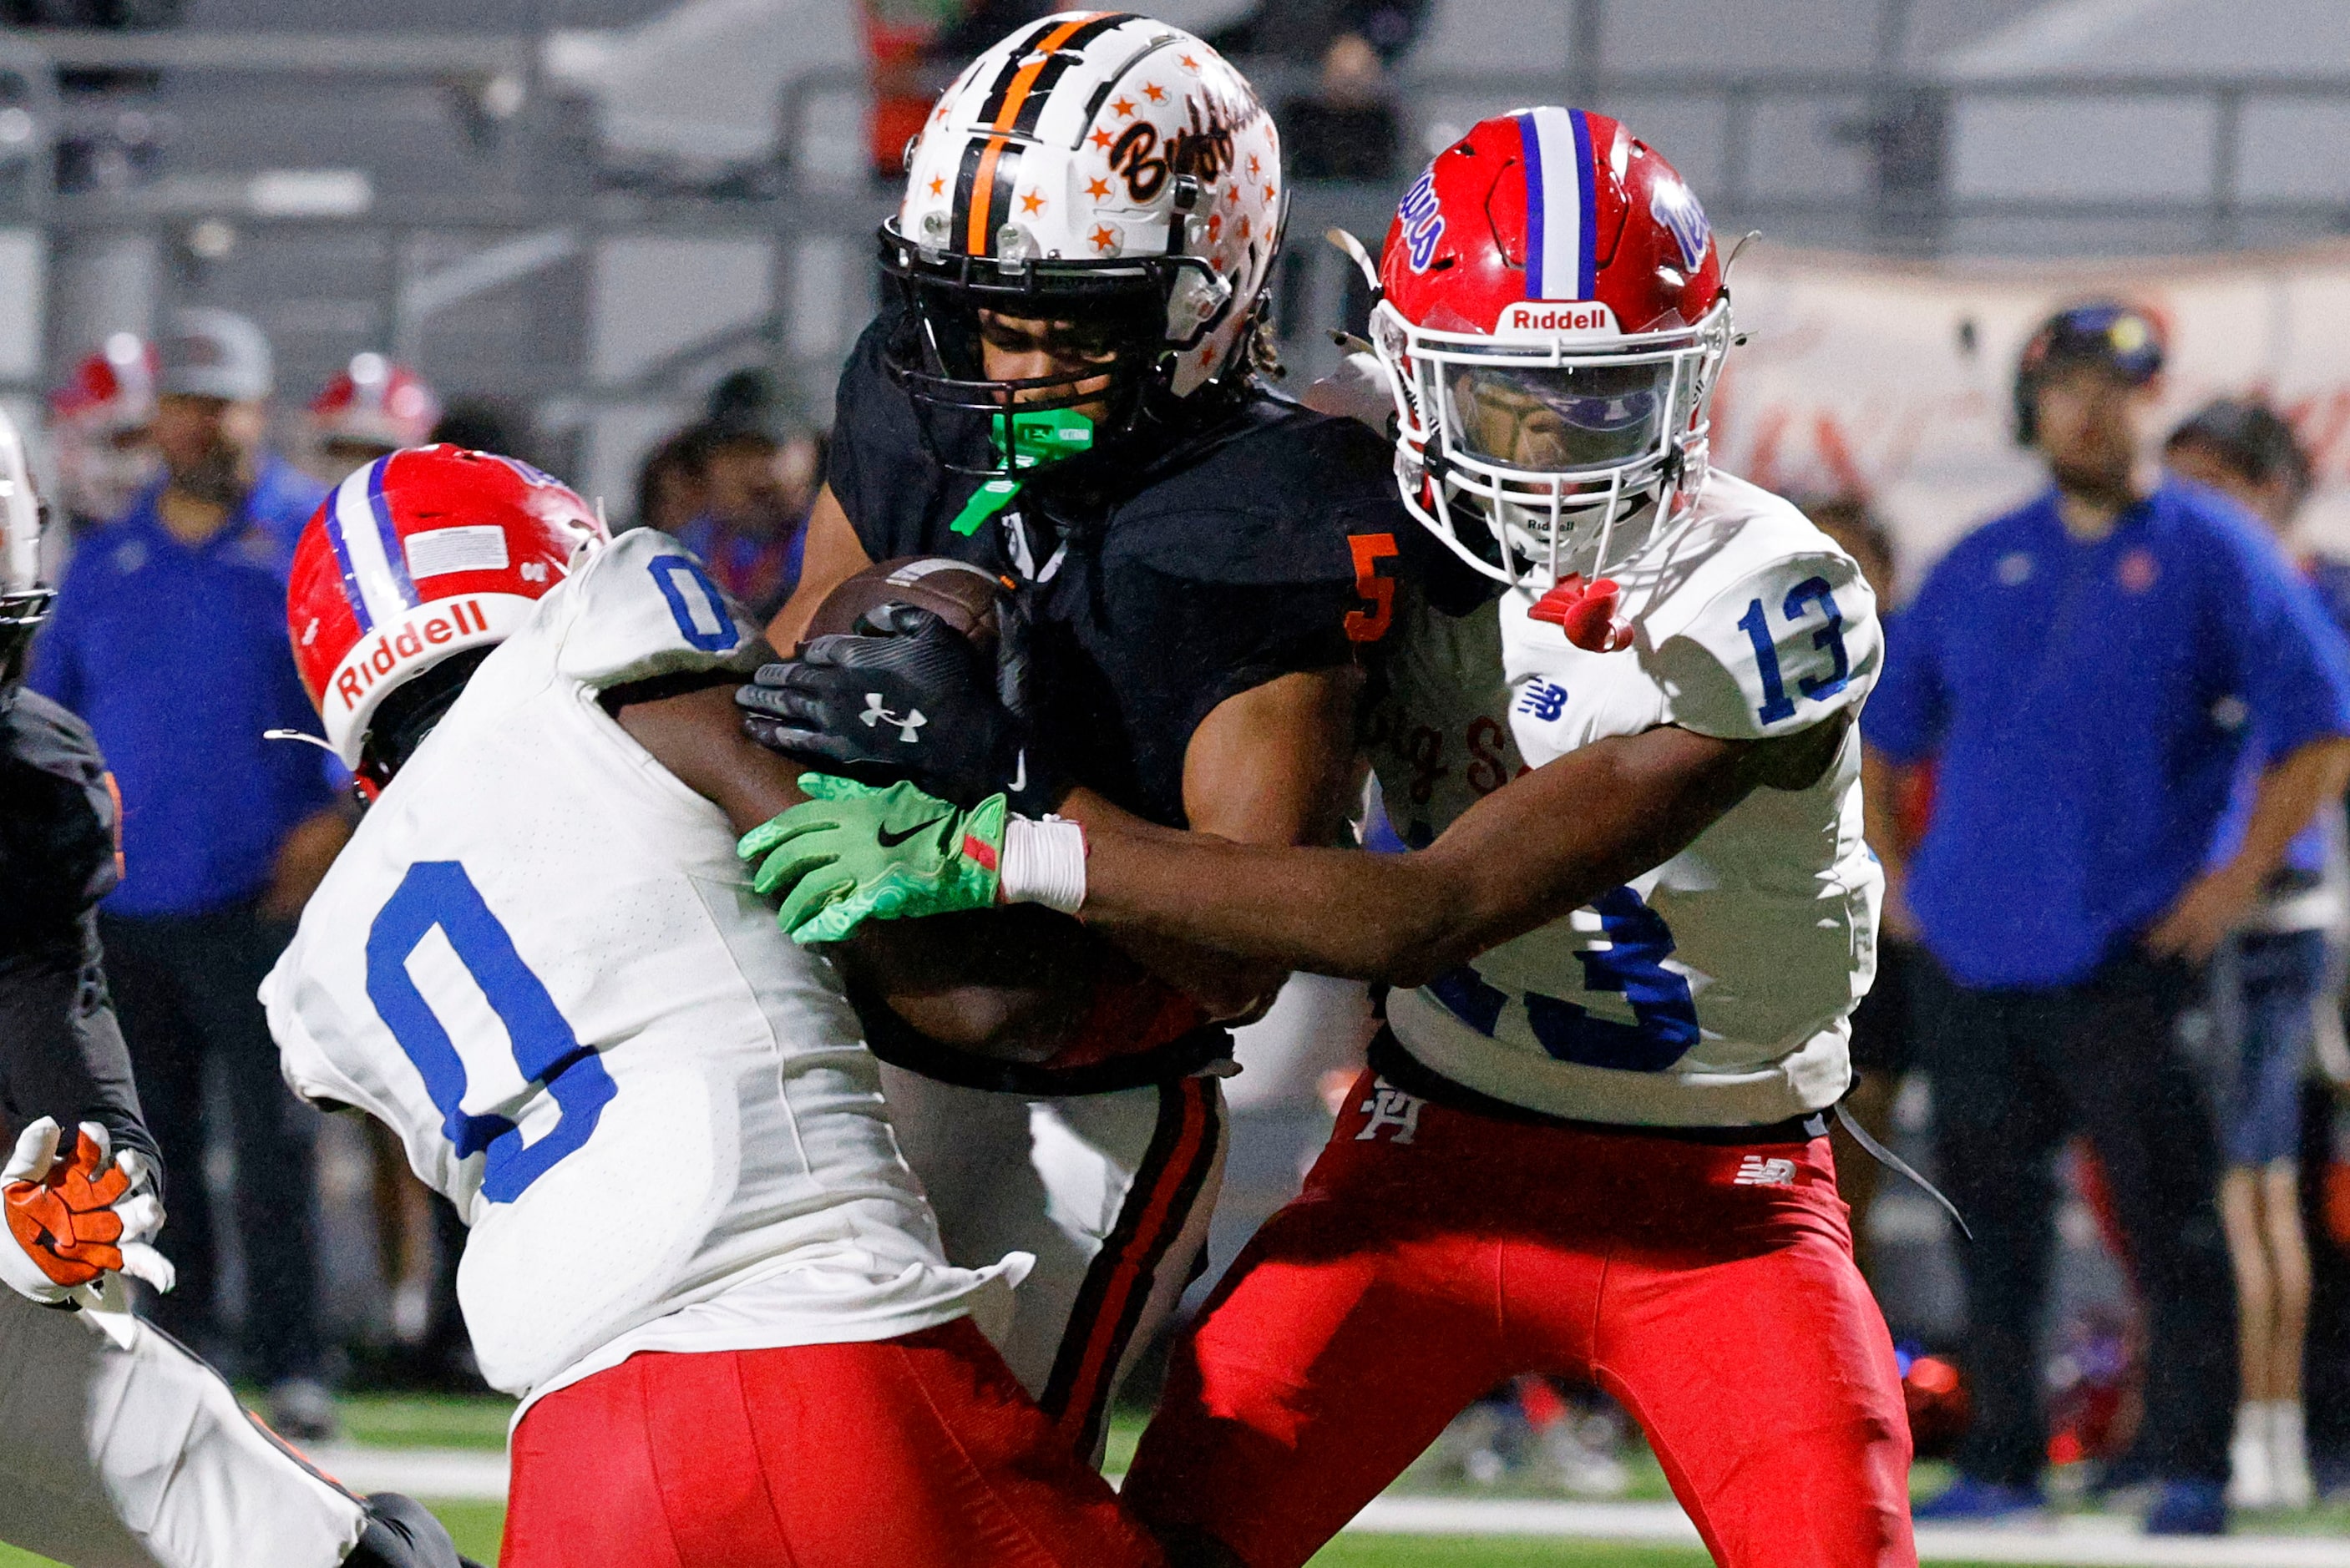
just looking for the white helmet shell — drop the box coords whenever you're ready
[0,407,53,667]
[897,13,1284,397]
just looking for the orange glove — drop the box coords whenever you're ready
[0,1118,173,1305]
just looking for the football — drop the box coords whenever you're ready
[798,554,1005,655]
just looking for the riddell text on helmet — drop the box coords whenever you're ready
[332,599,490,711]
[1493,301,1621,338]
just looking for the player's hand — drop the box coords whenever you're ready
[2145,862,2261,964]
[739,774,1007,943]
[0,1117,175,1306]
[737,604,1041,808]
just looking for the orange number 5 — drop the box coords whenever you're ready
[1345,533,1399,644]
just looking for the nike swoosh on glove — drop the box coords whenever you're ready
[738,774,1005,943]
[0,1117,174,1306]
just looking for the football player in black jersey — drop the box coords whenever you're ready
[0,410,477,1568]
[741,15,1410,1461]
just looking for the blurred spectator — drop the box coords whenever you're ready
[27,306,343,1439]
[1869,302,2350,1534]
[47,332,160,535]
[301,352,442,483]
[675,371,822,623]
[864,0,1056,180]
[428,398,527,460]
[1210,0,1429,180]
[2168,397,2345,1510]
[632,426,712,536]
[1801,493,1920,1285]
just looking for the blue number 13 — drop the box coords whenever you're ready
[367,861,615,1203]
[1739,574,1851,725]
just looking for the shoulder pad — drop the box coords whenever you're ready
[1106,400,1412,586]
[551,530,767,690]
[1646,483,1882,741]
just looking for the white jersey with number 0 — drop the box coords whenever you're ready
[1370,470,1884,1128]
[263,529,1014,1408]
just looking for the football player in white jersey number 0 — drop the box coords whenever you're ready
[745,110,1916,1568]
[262,448,1162,1566]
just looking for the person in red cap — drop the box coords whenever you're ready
[47,331,160,533]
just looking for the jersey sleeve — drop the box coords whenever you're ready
[1653,549,1882,741]
[552,529,770,690]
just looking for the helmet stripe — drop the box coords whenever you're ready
[960,135,1024,256]
[1517,107,1593,301]
[367,456,422,609]
[979,12,1122,136]
[324,457,420,635]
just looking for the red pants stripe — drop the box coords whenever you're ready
[1042,1075,1221,1455]
[502,1319,1163,1568]
[1123,1072,1916,1568]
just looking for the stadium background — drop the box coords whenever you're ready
[9,0,2350,1562]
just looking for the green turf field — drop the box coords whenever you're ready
[0,1396,2335,1566]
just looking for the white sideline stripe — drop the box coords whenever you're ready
[304,1444,509,1501]
[299,1452,2350,1565]
[1344,1497,2350,1566]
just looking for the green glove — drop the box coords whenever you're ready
[738,774,1007,943]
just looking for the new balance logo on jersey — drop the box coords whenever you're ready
[859,692,928,744]
[1516,680,1568,722]
[1733,1156,1795,1187]
[1355,1079,1424,1145]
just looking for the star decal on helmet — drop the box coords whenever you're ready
[1264,183,1276,203]
[1142,83,1166,102]
[1112,96,1136,118]
[1180,53,1199,69]
[1089,127,1114,149]
[1206,212,1223,240]
[1238,215,1251,238]
[1088,223,1118,252]
[1086,176,1111,199]
[1020,190,1046,215]
[1247,153,1260,177]
[928,175,945,196]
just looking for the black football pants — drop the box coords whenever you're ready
[1918,948,2236,1488]
[99,902,323,1384]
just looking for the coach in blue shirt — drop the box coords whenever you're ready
[28,308,342,1437]
[1871,304,2350,1533]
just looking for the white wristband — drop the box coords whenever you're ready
[1000,815,1088,914]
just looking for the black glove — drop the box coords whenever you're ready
[737,602,1062,811]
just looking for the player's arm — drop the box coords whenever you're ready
[1076,713,1847,986]
[765,485,871,654]
[1053,663,1364,1019]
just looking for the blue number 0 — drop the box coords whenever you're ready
[1427,886,1699,1074]
[649,555,740,655]
[366,861,616,1203]
[1738,575,1851,724]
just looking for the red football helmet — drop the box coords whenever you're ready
[309,353,443,458]
[48,333,160,522]
[286,445,605,777]
[1371,109,1729,601]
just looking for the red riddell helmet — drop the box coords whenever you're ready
[1370,108,1730,598]
[310,352,443,453]
[48,333,162,523]
[287,444,606,772]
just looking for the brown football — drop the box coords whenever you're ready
[800,555,1005,655]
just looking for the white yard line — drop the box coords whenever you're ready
[311,1450,2350,1567]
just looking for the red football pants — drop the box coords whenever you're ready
[1124,1072,1916,1568]
[502,1319,1163,1568]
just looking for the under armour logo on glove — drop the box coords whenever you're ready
[858,691,929,744]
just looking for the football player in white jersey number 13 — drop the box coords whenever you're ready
[261,448,1163,1568]
[747,109,1916,1568]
